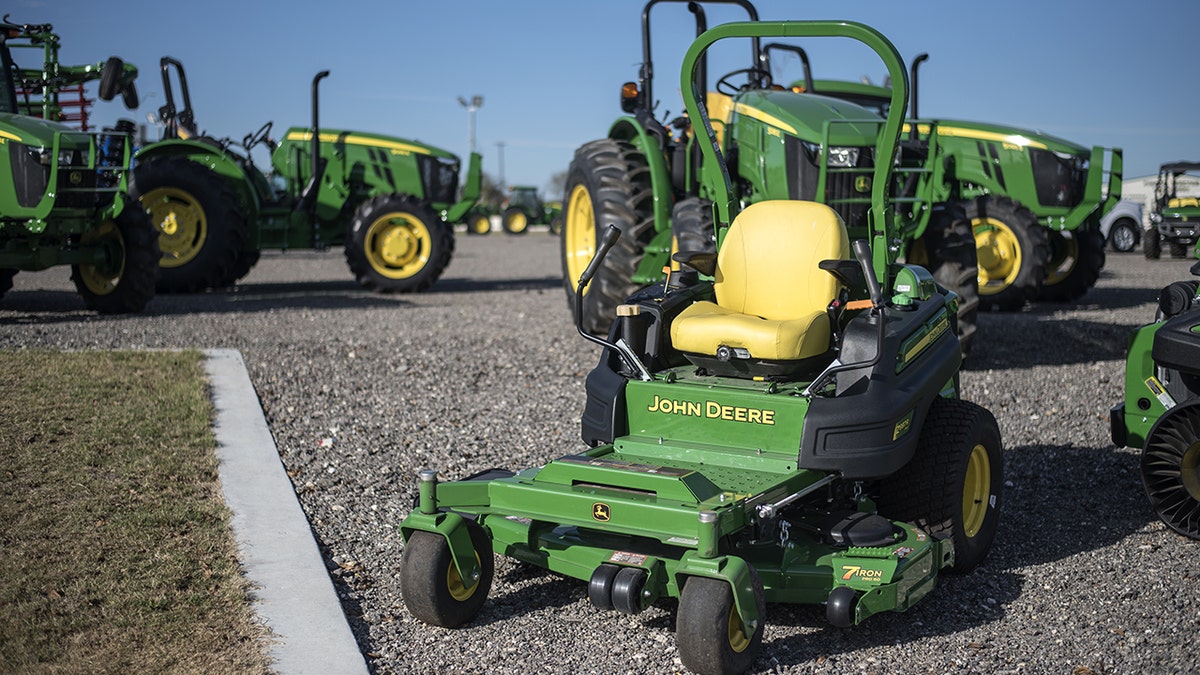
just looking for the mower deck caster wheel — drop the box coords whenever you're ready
[826,586,857,628]
[611,567,647,614]
[588,564,621,611]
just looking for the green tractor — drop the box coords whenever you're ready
[562,0,976,352]
[500,185,562,235]
[401,20,1002,675]
[0,18,157,312]
[771,47,1122,310]
[1111,260,1200,540]
[130,57,481,293]
[1145,161,1200,260]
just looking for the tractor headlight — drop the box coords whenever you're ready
[827,146,859,168]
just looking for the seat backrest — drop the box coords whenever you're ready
[713,200,849,319]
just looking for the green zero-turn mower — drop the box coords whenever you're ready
[563,0,976,353]
[400,20,1004,675]
[130,58,481,294]
[0,18,158,313]
[1111,259,1200,540]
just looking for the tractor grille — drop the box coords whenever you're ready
[56,155,98,209]
[784,136,874,231]
[417,155,459,205]
[8,142,49,208]
[1030,148,1087,208]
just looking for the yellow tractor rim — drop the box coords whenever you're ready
[1043,230,1079,287]
[471,215,490,234]
[143,186,207,269]
[962,443,992,538]
[77,219,124,296]
[564,184,596,293]
[364,211,432,280]
[726,605,752,653]
[446,552,482,602]
[507,212,528,233]
[973,217,1022,296]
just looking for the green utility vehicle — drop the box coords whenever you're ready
[0,18,157,312]
[771,47,1122,310]
[501,185,562,235]
[1145,162,1200,260]
[130,57,481,293]
[401,20,1002,675]
[562,0,976,352]
[1111,260,1200,540]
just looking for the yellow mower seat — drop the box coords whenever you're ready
[670,200,848,362]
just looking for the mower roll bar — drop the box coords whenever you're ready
[158,57,195,139]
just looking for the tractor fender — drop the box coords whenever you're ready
[134,138,263,222]
[608,116,674,237]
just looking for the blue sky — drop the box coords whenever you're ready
[13,0,1199,198]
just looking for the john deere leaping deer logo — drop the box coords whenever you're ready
[592,503,611,522]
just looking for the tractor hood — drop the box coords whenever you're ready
[733,89,884,145]
[0,112,86,149]
[280,127,460,162]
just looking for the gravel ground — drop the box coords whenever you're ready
[3,232,1198,675]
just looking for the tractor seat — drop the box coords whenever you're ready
[670,200,848,376]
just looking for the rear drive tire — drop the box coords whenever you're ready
[677,569,764,675]
[967,196,1048,311]
[400,520,494,627]
[71,204,160,314]
[561,138,655,336]
[878,397,1004,574]
[502,207,529,235]
[671,197,715,257]
[1036,227,1106,303]
[346,194,453,293]
[131,155,245,293]
[911,206,979,355]
[0,269,16,301]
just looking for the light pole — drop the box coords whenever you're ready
[456,94,483,155]
[496,141,506,188]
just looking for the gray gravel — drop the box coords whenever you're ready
[3,233,1198,675]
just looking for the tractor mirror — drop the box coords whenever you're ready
[619,82,640,113]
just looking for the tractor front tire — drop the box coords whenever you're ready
[1144,229,1162,260]
[561,138,655,336]
[467,213,491,235]
[71,205,160,314]
[502,207,529,235]
[878,397,1004,574]
[400,520,494,627]
[346,194,453,293]
[132,155,246,293]
[676,569,765,675]
[967,196,1048,311]
[912,206,979,355]
[1036,227,1106,303]
[671,197,716,257]
[1141,401,1200,540]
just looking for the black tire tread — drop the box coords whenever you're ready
[965,196,1048,311]
[1036,227,1106,303]
[400,521,494,628]
[345,194,453,293]
[72,204,160,314]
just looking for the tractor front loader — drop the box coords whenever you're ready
[401,20,1003,675]
[131,57,481,294]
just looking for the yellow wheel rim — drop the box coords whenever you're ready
[973,217,1022,296]
[142,186,207,269]
[446,552,482,602]
[471,215,490,234]
[77,219,124,296]
[726,605,751,653]
[1043,230,1079,287]
[364,211,432,280]
[507,212,528,233]
[962,443,992,538]
[564,184,596,293]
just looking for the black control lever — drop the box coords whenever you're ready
[575,225,652,381]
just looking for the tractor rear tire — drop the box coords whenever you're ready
[561,138,655,336]
[877,397,1003,574]
[502,207,530,235]
[671,197,716,257]
[218,249,261,288]
[71,205,160,314]
[967,196,1048,311]
[131,155,246,293]
[0,269,17,301]
[1169,242,1191,259]
[1036,227,1106,303]
[676,569,765,675]
[1107,218,1140,253]
[1144,229,1162,259]
[1141,400,1200,540]
[400,520,494,628]
[346,194,453,293]
[912,206,979,356]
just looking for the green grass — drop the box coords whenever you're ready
[0,350,271,674]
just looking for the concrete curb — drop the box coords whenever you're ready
[204,349,368,675]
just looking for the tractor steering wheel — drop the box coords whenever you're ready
[244,121,274,152]
[715,67,773,95]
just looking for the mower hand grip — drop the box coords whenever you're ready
[579,225,621,289]
[852,239,883,307]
